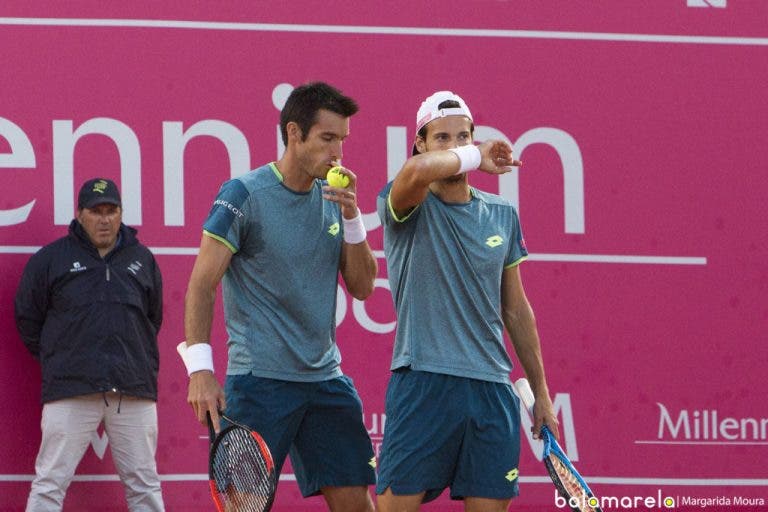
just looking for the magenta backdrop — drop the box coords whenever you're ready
[2,2,767,511]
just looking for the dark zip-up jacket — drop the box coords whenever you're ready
[14,220,162,403]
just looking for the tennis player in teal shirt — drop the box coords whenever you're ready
[183,82,377,511]
[376,91,561,511]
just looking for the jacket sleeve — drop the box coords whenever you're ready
[147,254,163,333]
[14,252,49,359]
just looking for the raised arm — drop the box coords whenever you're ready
[389,139,520,218]
[322,167,377,300]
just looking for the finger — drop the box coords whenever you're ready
[323,190,357,205]
[340,168,357,185]
[208,404,222,434]
[196,403,207,426]
[547,420,561,440]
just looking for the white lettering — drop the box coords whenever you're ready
[720,417,739,439]
[163,120,251,226]
[657,402,690,439]
[656,404,767,441]
[0,117,36,225]
[3,110,585,233]
[485,126,585,234]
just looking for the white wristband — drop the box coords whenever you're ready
[343,210,367,244]
[177,341,214,376]
[448,144,481,174]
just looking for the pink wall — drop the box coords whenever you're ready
[2,2,767,510]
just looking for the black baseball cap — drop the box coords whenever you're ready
[78,178,122,209]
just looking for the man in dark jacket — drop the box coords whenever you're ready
[15,178,165,512]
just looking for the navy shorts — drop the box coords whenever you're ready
[223,374,376,497]
[375,369,521,502]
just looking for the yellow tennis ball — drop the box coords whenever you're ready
[326,166,350,188]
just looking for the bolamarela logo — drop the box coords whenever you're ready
[555,489,676,510]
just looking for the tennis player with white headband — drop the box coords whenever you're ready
[375,90,559,512]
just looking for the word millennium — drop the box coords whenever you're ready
[657,403,768,441]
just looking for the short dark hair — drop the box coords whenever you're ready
[414,99,475,155]
[279,82,359,145]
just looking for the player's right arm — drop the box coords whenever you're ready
[389,139,519,218]
[185,234,233,432]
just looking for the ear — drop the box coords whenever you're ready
[414,135,427,154]
[286,122,302,144]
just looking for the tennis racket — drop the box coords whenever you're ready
[207,411,277,512]
[514,378,603,512]
[177,341,277,511]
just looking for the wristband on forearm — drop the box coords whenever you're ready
[177,341,214,376]
[343,210,367,244]
[448,144,481,174]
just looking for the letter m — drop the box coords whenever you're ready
[657,403,690,439]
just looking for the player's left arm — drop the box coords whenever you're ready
[323,168,377,300]
[501,264,560,440]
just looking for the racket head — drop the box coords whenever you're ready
[209,423,277,512]
[541,426,602,512]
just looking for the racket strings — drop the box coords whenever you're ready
[548,454,599,512]
[211,428,274,512]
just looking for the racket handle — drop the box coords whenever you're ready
[206,412,216,443]
[514,377,536,416]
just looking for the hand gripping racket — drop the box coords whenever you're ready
[207,411,277,512]
[177,341,276,511]
[514,378,603,512]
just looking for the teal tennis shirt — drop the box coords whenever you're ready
[377,182,528,384]
[203,163,344,381]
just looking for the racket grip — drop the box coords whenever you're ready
[206,412,216,443]
[514,378,536,416]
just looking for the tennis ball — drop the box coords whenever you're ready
[326,166,350,188]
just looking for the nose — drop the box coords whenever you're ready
[331,139,343,161]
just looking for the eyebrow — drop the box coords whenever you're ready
[320,131,348,141]
[432,130,470,137]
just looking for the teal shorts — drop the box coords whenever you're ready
[223,374,376,497]
[376,368,521,502]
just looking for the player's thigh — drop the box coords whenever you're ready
[453,380,521,500]
[375,370,466,501]
[464,496,512,512]
[376,487,425,512]
[223,374,309,473]
[291,376,375,492]
[321,485,374,512]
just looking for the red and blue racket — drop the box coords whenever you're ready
[514,378,603,512]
